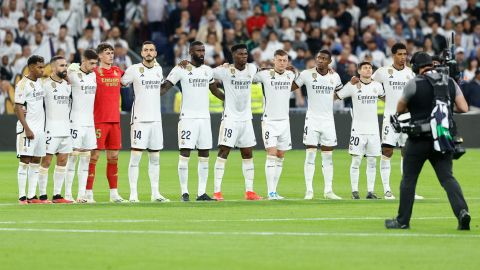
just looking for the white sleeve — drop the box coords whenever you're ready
[334,73,343,91]
[14,81,26,104]
[372,68,383,83]
[252,70,263,83]
[213,66,223,81]
[121,66,134,86]
[166,66,182,85]
[208,67,214,84]
[377,82,386,97]
[294,71,305,87]
[336,82,353,99]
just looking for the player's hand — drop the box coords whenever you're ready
[390,114,401,133]
[286,65,296,72]
[68,63,80,72]
[328,67,336,74]
[296,96,305,107]
[222,63,229,68]
[178,59,190,69]
[350,76,360,85]
[25,128,34,140]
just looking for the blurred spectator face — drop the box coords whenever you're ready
[341,45,352,59]
[59,27,68,39]
[311,28,321,38]
[463,20,471,32]
[456,51,464,62]
[4,32,13,44]
[34,9,42,22]
[455,23,464,33]
[268,32,278,42]
[56,48,66,58]
[295,20,305,30]
[296,48,305,59]
[281,17,291,28]
[362,32,372,44]
[427,1,435,11]
[111,27,121,39]
[431,21,439,33]
[207,33,217,45]
[45,8,54,20]
[424,38,433,49]
[266,16,276,27]
[179,0,189,9]
[251,30,261,41]
[114,45,124,56]
[208,16,217,28]
[18,19,27,30]
[21,46,31,57]
[444,19,453,30]
[294,30,302,40]
[273,53,288,71]
[2,6,9,16]
[394,23,403,35]
[1,56,8,66]
[34,32,43,44]
[305,58,315,69]
[227,9,237,22]
[9,0,17,10]
[91,5,101,18]
[180,10,190,21]
[367,41,377,52]
[241,0,249,10]
[283,40,292,51]
[253,5,262,16]
[85,28,93,39]
[289,0,297,8]
[408,17,417,28]
[358,63,373,78]
[347,62,357,75]
[178,33,188,44]
[308,9,318,21]
[234,19,244,32]
[63,0,71,9]
[225,29,235,43]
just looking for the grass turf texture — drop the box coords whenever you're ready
[0,149,478,269]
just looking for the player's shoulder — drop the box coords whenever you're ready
[16,76,29,89]
[246,63,258,73]
[300,68,314,76]
[371,80,383,88]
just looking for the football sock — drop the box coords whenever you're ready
[366,156,377,193]
[214,157,226,193]
[148,151,160,198]
[17,162,28,199]
[178,155,189,194]
[350,155,362,192]
[265,155,276,194]
[304,148,316,193]
[273,157,284,192]
[86,159,97,191]
[27,163,39,198]
[77,152,90,199]
[65,151,78,198]
[242,158,254,192]
[321,151,334,194]
[38,166,49,196]
[197,157,209,196]
[107,158,118,189]
[53,165,66,196]
[380,155,391,193]
[128,151,142,200]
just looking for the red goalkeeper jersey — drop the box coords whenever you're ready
[93,66,124,123]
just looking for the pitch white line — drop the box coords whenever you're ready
[0,227,478,239]
[0,216,456,225]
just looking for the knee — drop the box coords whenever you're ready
[198,149,209,158]
[382,147,394,158]
[148,151,159,165]
[179,149,191,158]
[276,151,285,159]
[218,147,230,159]
[351,155,362,168]
[240,149,252,159]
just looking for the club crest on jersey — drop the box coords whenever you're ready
[230,67,236,78]
[312,72,317,82]
[98,69,104,77]
[186,65,193,75]
[78,72,84,82]
[407,75,411,80]
[51,82,57,91]
[388,69,394,78]
[139,67,144,73]
[356,83,362,90]
[270,70,275,79]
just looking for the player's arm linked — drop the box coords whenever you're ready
[14,104,34,139]
[209,82,225,101]
[160,81,174,96]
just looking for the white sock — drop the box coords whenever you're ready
[242,158,254,192]
[148,152,160,198]
[214,157,226,193]
[197,157,209,196]
[380,155,391,193]
[77,152,90,198]
[38,166,49,196]
[178,155,189,194]
[27,163,40,198]
[128,150,142,200]
[400,157,404,175]
[65,152,78,198]
[17,162,28,198]
[86,189,93,200]
[265,155,276,194]
[304,149,316,193]
[109,188,119,198]
[350,155,362,192]
[366,156,377,193]
[53,165,66,196]
[321,151,334,194]
[274,157,284,192]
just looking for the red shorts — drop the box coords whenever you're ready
[95,122,122,150]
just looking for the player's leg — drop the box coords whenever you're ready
[365,135,381,199]
[86,149,99,202]
[16,132,32,204]
[106,123,125,202]
[65,151,79,200]
[273,120,291,198]
[213,145,230,201]
[303,120,318,199]
[179,148,191,201]
[177,119,196,201]
[79,126,97,202]
[76,150,91,202]
[129,125,144,202]
[348,133,365,199]
[262,121,279,199]
[52,152,72,203]
[319,120,340,199]
[237,121,260,200]
[196,118,214,201]
[27,156,43,203]
[148,121,168,202]
[274,150,286,199]
[380,145,394,199]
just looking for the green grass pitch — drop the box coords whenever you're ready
[0,149,478,269]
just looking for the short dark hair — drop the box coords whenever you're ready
[83,49,98,60]
[18,17,27,23]
[391,43,407,54]
[358,61,373,69]
[189,41,204,49]
[231,44,247,53]
[317,49,332,59]
[274,49,288,57]
[96,42,114,54]
[27,55,44,66]
[60,24,68,30]
[142,41,156,49]
[50,55,65,64]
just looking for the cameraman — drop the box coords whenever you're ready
[385,52,471,230]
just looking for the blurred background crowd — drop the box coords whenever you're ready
[1,0,480,115]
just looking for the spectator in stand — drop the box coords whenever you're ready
[423,37,436,56]
[246,28,261,52]
[466,0,480,21]
[233,19,249,44]
[0,5,18,32]
[291,47,306,69]
[246,4,266,36]
[266,31,283,53]
[462,69,480,111]
[464,58,478,82]
[113,43,132,71]
[43,7,61,37]
[278,17,294,41]
[12,44,29,75]
[283,39,297,60]
[335,2,352,35]
[0,55,13,81]
[174,32,189,65]
[0,31,21,65]
[125,0,145,48]
[29,31,44,52]
[360,4,376,32]
[76,24,99,55]
[168,0,188,35]
[53,25,75,63]
[204,32,224,66]
[57,0,82,38]
[359,39,386,68]
[221,28,236,63]
[237,0,252,22]
[13,17,30,47]
[261,15,279,39]
[84,4,111,42]
[0,79,11,114]
[282,0,306,25]
[424,20,447,55]
[404,17,424,45]
[173,9,196,42]
[292,28,308,51]
[106,26,129,50]
[221,8,238,30]
[320,7,337,31]
[196,15,223,43]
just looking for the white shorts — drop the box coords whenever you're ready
[261,120,292,151]
[348,132,381,157]
[303,118,337,147]
[16,129,46,157]
[71,126,97,150]
[382,117,408,147]
[46,136,73,155]
[131,121,164,150]
[178,118,212,150]
[218,119,256,148]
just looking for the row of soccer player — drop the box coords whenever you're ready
[14,41,423,204]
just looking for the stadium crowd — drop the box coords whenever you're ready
[1,0,480,113]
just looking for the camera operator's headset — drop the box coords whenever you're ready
[410,52,433,74]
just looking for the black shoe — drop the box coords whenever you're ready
[366,192,378,199]
[458,209,471,230]
[181,193,190,202]
[39,194,48,201]
[385,218,409,229]
[352,191,360,200]
[52,194,63,200]
[196,193,217,201]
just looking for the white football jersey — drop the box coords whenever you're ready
[166,64,214,119]
[122,63,163,123]
[254,69,295,120]
[295,68,343,121]
[213,63,257,121]
[372,65,414,116]
[68,68,96,127]
[336,81,384,135]
[14,76,45,132]
[43,77,72,137]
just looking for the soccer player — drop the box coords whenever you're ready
[335,62,384,199]
[64,49,98,203]
[253,49,298,200]
[160,41,224,201]
[211,44,262,201]
[14,55,46,204]
[292,50,343,200]
[372,43,424,200]
[86,43,126,203]
[37,56,73,204]
[121,41,170,203]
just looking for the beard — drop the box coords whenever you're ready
[192,54,204,64]
[57,71,67,79]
